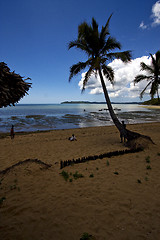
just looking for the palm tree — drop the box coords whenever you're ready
[0,62,31,108]
[134,51,160,101]
[68,15,138,142]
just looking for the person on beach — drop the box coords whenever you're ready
[68,134,77,141]
[120,121,126,143]
[10,125,15,139]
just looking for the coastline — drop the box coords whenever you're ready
[140,105,160,109]
[1,103,160,133]
[0,122,160,240]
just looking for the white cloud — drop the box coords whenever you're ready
[139,1,160,29]
[78,55,154,100]
[139,21,148,29]
[151,0,160,25]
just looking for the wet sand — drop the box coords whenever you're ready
[0,122,160,240]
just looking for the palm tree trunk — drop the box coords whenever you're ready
[98,68,150,144]
[98,69,127,137]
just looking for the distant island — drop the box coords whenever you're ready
[61,101,140,104]
[140,98,160,106]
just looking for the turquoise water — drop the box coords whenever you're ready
[0,103,159,132]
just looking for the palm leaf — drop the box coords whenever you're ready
[82,67,94,92]
[69,61,89,81]
[140,81,152,99]
[102,65,114,85]
[100,14,112,40]
[106,51,132,62]
[140,62,153,74]
[0,62,31,108]
[134,74,152,84]
[68,40,92,56]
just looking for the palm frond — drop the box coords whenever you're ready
[68,40,92,56]
[134,74,152,84]
[69,61,89,81]
[106,51,132,62]
[140,81,152,99]
[102,65,114,85]
[78,22,91,40]
[140,62,153,74]
[101,37,121,54]
[155,51,160,67]
[92,18,98,32]
[0,62,31,108]
[82,67,94,92]
[100,14,112,40]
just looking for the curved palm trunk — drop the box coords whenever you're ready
[98,69,126,135]
[98,69,147,143]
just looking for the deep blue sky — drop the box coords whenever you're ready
[0,0,160,103]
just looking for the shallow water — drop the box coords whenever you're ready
[0,103,159,132]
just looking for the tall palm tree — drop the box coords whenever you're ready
[68,15,136,141]
[134,51,160,100]
[0,62,31,108]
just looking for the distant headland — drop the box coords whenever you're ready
[140,98,160,106]
[61,101,140,104]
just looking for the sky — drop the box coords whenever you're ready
[0,0,160,104]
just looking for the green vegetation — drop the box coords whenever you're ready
[146,165,152,170]
[141,98,160,106]
[134,51,160,100]
[60,170,69,181]
[60,170,84,181]
[0,62,31,108]
[73,171,84,180]
[145,156,151,163]
[106,160,110,166]
[80,232,93,240]
[145,176,149,181]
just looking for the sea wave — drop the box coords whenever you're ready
[0,104,160,133]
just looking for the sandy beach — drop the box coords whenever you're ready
[0,122,160,240]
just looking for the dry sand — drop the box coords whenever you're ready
[0,122,160,240]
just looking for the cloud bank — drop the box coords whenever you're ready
[78,56,153,100]
[152,0,160,25]
[139,0,160,29]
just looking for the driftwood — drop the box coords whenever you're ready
[60,147,143,169]
[0,159,51,175]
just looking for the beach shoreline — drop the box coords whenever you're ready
[0,122,160,240]
[140,105,160,109]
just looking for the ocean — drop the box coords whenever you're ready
[0,103,160,133]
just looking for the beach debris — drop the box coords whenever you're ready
[0,159,52,175]
[60,147,143,169]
